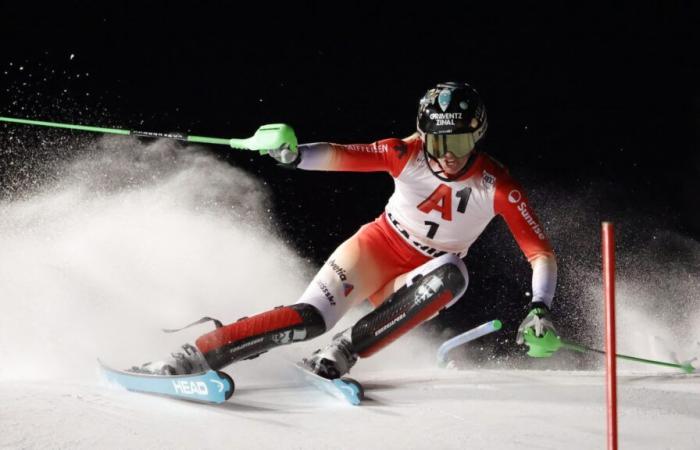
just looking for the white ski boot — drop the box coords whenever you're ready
[306,331,358,379]
[132,343,210,375]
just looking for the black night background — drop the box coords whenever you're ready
[1,2,698,366]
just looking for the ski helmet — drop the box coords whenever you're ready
[417,82,487,180]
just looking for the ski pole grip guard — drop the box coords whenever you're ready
[228,123,298,155]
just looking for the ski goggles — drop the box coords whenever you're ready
[424,133,477,158]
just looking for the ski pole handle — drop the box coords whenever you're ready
[227,123,297,154]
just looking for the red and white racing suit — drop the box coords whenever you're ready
[293,134,557,329]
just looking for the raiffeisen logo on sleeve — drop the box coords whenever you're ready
[508,190,546,240]
[346,143,388,153]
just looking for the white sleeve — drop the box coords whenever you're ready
[296,143,332,170]
[531,255,557,308]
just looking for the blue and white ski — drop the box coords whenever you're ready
[99,360,234,404]
[293,362,364,405]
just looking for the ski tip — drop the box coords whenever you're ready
[217,371,236,400]
[333,378,363,405]
[97,358,120,373]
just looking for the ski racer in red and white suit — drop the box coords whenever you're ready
[292,133,556,324]
[139,82,558,378]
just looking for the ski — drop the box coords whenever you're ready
[99,360,235,404]
[293,362,364,406]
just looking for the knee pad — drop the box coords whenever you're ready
[350,254,468,358]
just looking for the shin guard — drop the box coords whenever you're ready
[195,303,326,370]
[350,256,468,358]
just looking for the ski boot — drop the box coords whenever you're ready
[305,331,358,379]
[131,343,210,376]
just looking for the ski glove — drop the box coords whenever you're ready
[268,144,300,166]
[516,302,561,358]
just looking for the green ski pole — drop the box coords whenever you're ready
[0,116,297,154]
[561,339,695,374]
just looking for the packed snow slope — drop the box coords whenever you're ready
[1,368,699,449]
[1,137,699,449]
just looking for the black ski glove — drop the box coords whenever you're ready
[268,144,300,166]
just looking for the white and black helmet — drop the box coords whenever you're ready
[417,81,487,137]
[417,82,488,180]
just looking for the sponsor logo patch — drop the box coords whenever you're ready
[328,259,347,281]
[428,111,463,126]
[414,276,444,305]
[482,170,496,189]
[392,142,408,159]
[343,283,354,297]
[346,143,388,153]
[438,89,452,112]
[374,312,406,337]
[172,380,209,396]
[327,259,354,297]
[271,330,293,344]
[517,202,546,240]
[504,189,547,240]
[317,280,337,306]
[230,337,264,353]
[508,189,522,204]
[272,328,307,344]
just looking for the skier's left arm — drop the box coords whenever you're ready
[493,177,560,357]
[269,138,414,177]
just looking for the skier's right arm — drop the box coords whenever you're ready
[269,137,418,178]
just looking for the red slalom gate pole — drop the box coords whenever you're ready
[602,222,618,450]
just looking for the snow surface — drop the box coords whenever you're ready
[1,137,699,449]
[1,368,699,449]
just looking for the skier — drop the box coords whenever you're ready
[137,81,559,378]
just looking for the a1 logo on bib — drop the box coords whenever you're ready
[438,89,452,112]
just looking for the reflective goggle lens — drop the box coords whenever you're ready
[425,133,476,158]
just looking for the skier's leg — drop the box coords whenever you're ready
[307,253,468,377]
[195,303,327,370]
[133,303,327,375]
[139,218,420,375]
[291,221,417,331]
[353,253,468,356]
[195,236,396,370]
